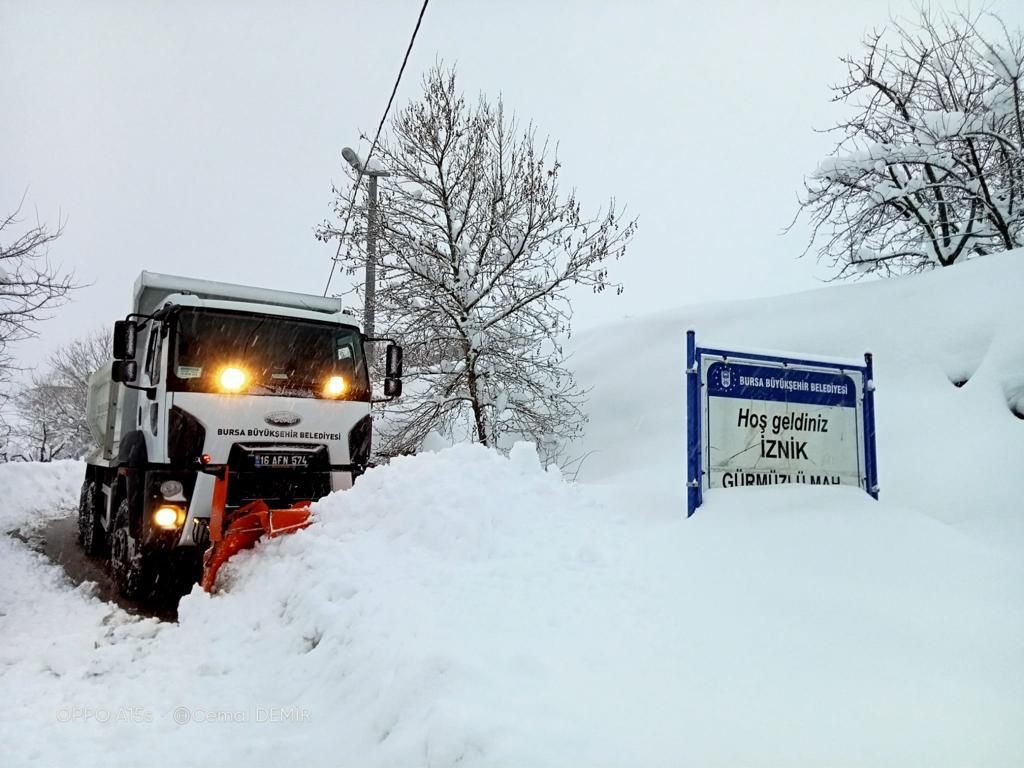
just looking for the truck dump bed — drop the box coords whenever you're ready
[86,362,119,461]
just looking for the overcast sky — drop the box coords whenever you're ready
[3,0,1021,368]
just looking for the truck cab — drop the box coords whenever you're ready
[80,272,402,599]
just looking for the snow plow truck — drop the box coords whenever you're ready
[79,272,403,599]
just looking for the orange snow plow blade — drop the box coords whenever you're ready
[201,466,312,592]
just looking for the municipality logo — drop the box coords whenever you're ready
[720,366,732,389]
[265,411,301,427]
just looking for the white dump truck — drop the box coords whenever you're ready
[80,271,402,599]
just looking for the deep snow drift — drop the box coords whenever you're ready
[571,249,1024,551]
[2,252,1022,767]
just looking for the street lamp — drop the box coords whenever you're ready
[342,147,389,367]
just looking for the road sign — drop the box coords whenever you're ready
[686,331,878,516]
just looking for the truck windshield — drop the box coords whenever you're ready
[168,308,370,400]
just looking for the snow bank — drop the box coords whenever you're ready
[571,249,1024,552]
[0,459,132,766]
[3,444,1022,767]
[178,446,1024,767]
[0,459,84,531]
[2,253,1022,767]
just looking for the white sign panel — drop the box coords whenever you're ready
[702,359,865,490]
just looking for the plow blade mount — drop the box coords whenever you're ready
[201,466,312,592]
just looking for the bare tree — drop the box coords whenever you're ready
[796,10,1024,277]
[319,66,636,462]
[0,195,74,457]
[10,329,110,461]
[7,420,65,462]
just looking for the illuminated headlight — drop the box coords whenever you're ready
[159,480,184,498]
[153,506,184,530]
[324,376,347,397]
[218,366,248,393]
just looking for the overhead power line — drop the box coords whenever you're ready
[323,0,430,297]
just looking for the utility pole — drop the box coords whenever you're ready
[365,172,379,345]
[342,146,389,368]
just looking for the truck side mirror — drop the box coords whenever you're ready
[385,344,403,379]
[383,377,403,399]
[113,320,138,360]
[112,359,138,384]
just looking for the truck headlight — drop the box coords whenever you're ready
[153,506,185,530]
[218,366,248,393]
[323,376,347,397]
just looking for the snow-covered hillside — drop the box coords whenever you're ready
[572,249,1024,550]
[1,253,1022,767]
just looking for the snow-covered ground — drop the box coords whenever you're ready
[1,253,1022,767]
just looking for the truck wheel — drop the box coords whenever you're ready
[77,481,106,556]
[110,498,153,600]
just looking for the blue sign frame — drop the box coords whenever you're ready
[686,330,879,516]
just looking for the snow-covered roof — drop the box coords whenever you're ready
[156,293,357,327]
[133,271,345,318]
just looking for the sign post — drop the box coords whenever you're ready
[686,331,703,515]
[686,331,878,516]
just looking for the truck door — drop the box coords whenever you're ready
[141,322,169,463]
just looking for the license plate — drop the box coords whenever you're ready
[253,453,310,468]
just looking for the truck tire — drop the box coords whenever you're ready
[77,481,106,556]
[110,497,154,600]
